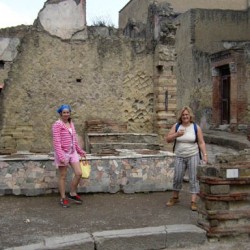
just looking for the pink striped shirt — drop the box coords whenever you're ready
[52,120,85,162]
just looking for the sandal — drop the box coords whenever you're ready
[166,197,179,207]
[191,201,197,211]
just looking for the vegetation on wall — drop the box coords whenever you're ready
[91,16,115,28]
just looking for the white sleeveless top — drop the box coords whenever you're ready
[175,123,199,158]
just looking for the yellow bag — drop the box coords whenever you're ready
[80,158,91,179]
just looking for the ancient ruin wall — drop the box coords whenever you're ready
[0,26,30,85]
[194,9,250,53]
[174,8,250,127]
[174,11,212,127]
[0,30,154,153]
[119,0,248,29]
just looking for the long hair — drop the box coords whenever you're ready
[177,106,195,124]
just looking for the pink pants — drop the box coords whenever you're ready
[54,150,79,168]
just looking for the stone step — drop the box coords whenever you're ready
[8,225,206,250]
[85,133,161,153]
[89,142,161,153]
[87,133,159,144]
[93,225,206,250]
[85,119,127,133]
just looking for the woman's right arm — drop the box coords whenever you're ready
[52,122,65,162]
[166,124,178,143]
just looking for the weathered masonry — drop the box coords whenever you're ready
[0,0,177,154]
[197,151,250,240]
[1,0,250,155]
[0,150,175,196]
[120,0,250,132]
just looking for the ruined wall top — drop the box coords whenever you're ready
[36,0,87,40]
[119,0,249,29]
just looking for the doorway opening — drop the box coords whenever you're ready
[219,65,230,124]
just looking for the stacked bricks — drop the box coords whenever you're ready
[85,120,128,133]
[153,45,177,151]
[0,124,34,154]
[197,162,250,240]
[84,119,161,154]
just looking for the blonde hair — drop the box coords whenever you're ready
[177,106,195,123]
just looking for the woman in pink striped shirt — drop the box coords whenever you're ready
[52,104,86,208]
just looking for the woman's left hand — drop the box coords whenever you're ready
[203,155,208,164]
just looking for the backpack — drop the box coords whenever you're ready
[173,123,201,159]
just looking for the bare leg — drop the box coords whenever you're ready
[70,161,82,196]
[58,166,67,199]
[191,193,197,203]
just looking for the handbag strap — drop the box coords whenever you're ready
[80,157,88,164]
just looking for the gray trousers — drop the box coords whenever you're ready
[173,153,200,194]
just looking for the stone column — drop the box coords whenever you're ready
[211,67,221,126]
[153,45,177,150]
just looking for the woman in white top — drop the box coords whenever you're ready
[165,106,208,211]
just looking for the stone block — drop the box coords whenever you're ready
[240,168,250,177]
[4,242,45,250]
[22,188,46,196]
[13,187,22,195]
[93,226,166,250]
[0,148,17,155]
[210,219,219,227]
[44,233,94,250]
[210,185,230,194]
[16,140,31,151]
[165,224,206,248]
[199,183,210,194]
[2,140,17,148]
[205,200,229,210]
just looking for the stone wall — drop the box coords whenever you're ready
[0,28,156,153]
[121,3,250,129]
[119,0,248,29]
[174,11,212,127]
[197,151,250,240]
[0,151,174,196]
[1,0,250,154]
[193,9,250,53]
[0,0,180,154]
[0,26,29,84]
[174,8,250,127]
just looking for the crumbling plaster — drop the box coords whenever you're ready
[0,38,20,61]
[38,0,87,40]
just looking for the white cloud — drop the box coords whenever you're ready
[0,2,33,28]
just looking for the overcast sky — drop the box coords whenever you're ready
[0,0,130,28]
